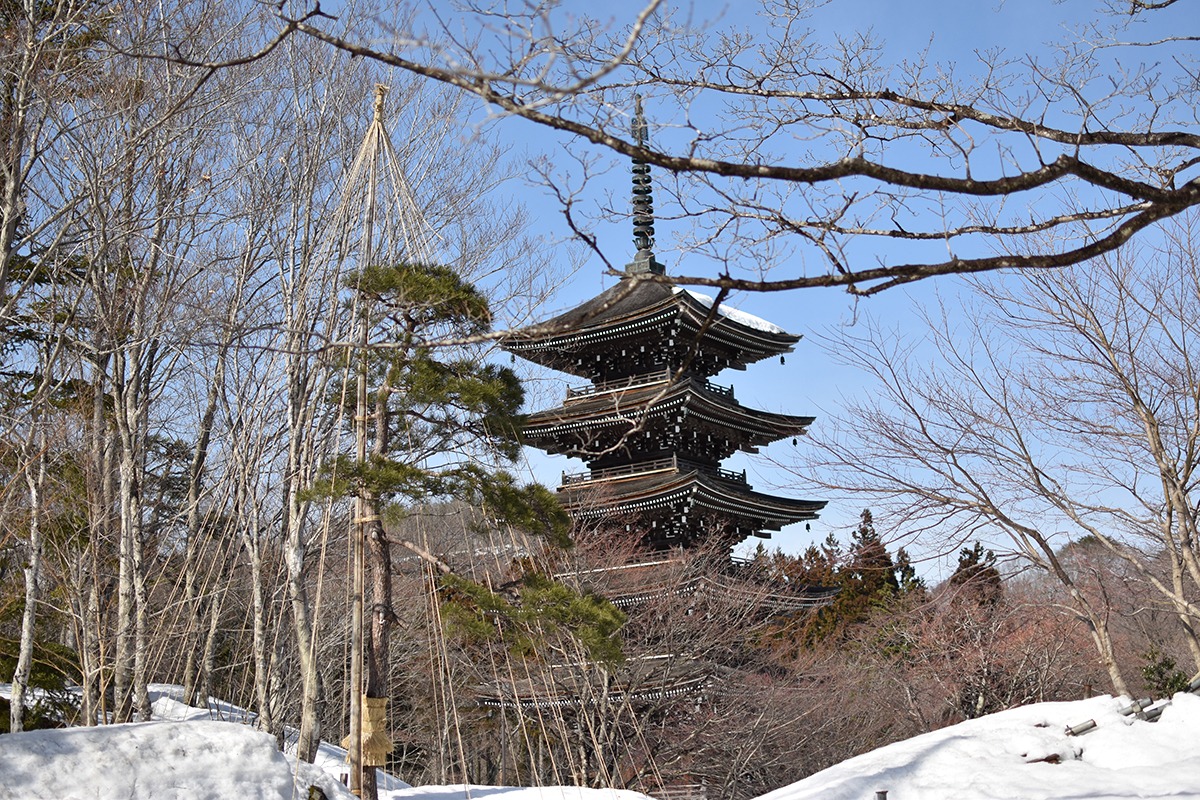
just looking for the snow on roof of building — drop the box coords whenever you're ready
[674,288,788,335]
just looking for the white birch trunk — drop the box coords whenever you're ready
[112,352,136,724]
[11,447,45,733]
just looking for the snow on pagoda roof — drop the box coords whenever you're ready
[502,279,799,379]
[674,288,787,335]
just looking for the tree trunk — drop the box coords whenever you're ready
[200,581,225,706]
[80,573,102,726]
[113,337,156,723]
[285,476,322,762]
[246,540,276,738]
[112,356,136,723]
[11,446,45,733]
[357,363,394,800]
[1168,553,1200,672]
[80,407,114,727]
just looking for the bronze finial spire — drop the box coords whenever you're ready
[627,94,664,276]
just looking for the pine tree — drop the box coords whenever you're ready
[846,509,900,597]
[788,509,920,645]
[948,542,1002,608]
[310,261,569,795]
[329,261,567,542]
[893,547,926,596]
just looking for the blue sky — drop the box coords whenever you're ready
[415,0,1194,571]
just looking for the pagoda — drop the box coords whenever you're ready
[504,99,825,552]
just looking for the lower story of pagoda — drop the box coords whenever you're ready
[555,455,825,550]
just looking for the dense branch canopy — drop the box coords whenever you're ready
[262,0,1200,295]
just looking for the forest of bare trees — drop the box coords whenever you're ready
[804,212,1200,701]
[0,0,556,748]
[3,1,1200,799]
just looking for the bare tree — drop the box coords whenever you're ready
[264,40,364,761]
[0,0,113,732]
[219,0,1200,297]
[0,0,101,323]
[805,212,1200,695]
[20,0,266,723]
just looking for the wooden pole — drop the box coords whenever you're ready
[349,83,387,798]
[349,262,367,795]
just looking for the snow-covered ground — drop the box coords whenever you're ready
[767,693,1200,800]
[2,690,1199,799]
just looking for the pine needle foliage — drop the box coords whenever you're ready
[440,572,626,667]
[311,261,564,543]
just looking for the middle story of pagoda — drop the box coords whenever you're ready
[503,100,825,551]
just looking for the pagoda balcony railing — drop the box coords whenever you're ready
[704,463,747,483]
[562,455,677,485]
[562,455,747,486]
[564,368,734,402]
[702,379,734,399]
[565,368,671,401]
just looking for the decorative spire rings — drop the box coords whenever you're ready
[629,95,664,275]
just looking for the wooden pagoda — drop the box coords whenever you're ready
[503,103,825,552]
[481,101,834,736]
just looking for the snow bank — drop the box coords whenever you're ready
[5,688,1199,800]
[149,686,407,794]
[757,693,1200,800]
[0,719,343,800]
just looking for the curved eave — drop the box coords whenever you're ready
[522,381,813,452]
[562,470,825,530]
[502,279,799,372]
[504,304,680,363]
[501,281,679,356]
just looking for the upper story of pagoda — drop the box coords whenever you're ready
[502,280,800,383]
[503,95,802,384]
[499,97,826,548]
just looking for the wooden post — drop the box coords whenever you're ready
[348,83,386,799]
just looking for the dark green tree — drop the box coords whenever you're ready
[893,547,926,596]
[311,261,569,790]
[774,510,921,646]
[0,635,80,733]
[327,261,569,558]
[803,510,897,641]
[844,509,900,597]
[948,542,1002,608]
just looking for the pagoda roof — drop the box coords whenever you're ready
[502,278,800,377]
[551,558,838,611]
[560,464,825,535]
[474,654,709,710]
[523,374,813,458]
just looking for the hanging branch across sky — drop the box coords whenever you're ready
[267,0,1200,295]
